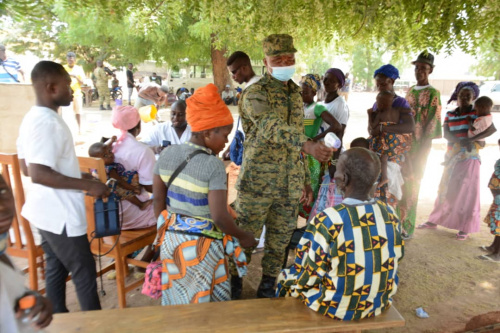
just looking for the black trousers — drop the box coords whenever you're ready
[39,227,101,313]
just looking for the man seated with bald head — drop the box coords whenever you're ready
[276,148,404,321]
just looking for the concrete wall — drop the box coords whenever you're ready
[0,83,35,153]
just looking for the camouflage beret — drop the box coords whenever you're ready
[262,34,297,57]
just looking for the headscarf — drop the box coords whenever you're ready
[186,83,233,132]
[447,81,479,104]
[373,64,400,80]
[325,68,345,88]
[300,74,322,92]
[111,105,141,150]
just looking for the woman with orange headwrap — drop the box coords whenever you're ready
[153,84,257,305]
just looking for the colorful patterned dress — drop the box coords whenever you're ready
[155,142,247,305]
[400,86,441,236]
[300,102,328,219]
[277,199,404,320]
[371,95,412,207]
[485,159,500,236]
[105,162,140,200]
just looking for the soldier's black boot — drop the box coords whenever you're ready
[231,275,242,300]
[256,274,276,298]
[106,104,112,110]
[100,105,106,110]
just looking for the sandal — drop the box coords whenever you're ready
[417,222,437,230]
[456,233,469,241]
[478,254,500,263]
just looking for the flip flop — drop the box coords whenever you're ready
[479,245,491,252]
[456,233,469,241]
[417,222,437,230]
[478,254,500,263]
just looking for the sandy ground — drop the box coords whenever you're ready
[11,86,500,332]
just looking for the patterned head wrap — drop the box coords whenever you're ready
[325,68,345,88]
[300,74,322,92]
[186,83,233,132]
[373,64,400,80]
[447,81,480,105]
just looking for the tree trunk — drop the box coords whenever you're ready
[210,34,231,93]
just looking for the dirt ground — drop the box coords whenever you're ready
[10,87,500,332]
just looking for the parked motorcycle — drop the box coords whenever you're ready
[110,86,122,101]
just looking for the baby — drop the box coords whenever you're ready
[88,136,152,210]
[368,91,412,186]
[443,96,493,165]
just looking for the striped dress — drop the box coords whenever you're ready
[154,142,230,305]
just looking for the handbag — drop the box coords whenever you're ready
[142,149,209,299]
[93,179,121,238]
[229,117,244,166]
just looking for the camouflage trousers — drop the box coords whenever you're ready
[97,85,110,105]
[232,191,300,277]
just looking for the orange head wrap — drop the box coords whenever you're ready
[186,83,233,132]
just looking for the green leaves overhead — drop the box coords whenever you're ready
[1,0,499,70]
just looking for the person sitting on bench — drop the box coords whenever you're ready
[276,147,404,320]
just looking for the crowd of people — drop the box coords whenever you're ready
[1,32,499,331]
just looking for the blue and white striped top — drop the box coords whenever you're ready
[0,57,21,83]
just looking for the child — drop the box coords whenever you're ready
[153,83,257,305]
[368,90,412,186]
[300,74,342,219]
[442,96,493,165]
[480,138,500,262]
[88,136,152,210]
[350,137,370,149]
[16,61,109,313]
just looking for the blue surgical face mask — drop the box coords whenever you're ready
[0,232,7,256]
[270,65,296,82]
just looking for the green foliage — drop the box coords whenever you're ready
[351,43,384,90]
[1,0,499,81]
[471,39,500,80]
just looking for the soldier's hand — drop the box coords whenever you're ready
[299,185,313,206]
[239,231,258,248]
[302,141,335,163]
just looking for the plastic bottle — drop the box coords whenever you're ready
[18,295,39,324]
[324,132,342,149]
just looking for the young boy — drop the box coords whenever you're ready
[88,136,152,210]
[368,90,412,186]
[16,61,110,313]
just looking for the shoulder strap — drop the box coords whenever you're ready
[1,62,20,83]
[236,117,240,130]
[166,149,209,189]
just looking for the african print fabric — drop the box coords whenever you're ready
[399,85,441,236]
[158,210,247,305]
[307,174,343,223]
[105,162,140,200]
[485,159,500,235]
[368,122,411,164]
[277,200,404,320]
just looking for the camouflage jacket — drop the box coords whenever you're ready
[236,73,310,199]
[93,67,108,87]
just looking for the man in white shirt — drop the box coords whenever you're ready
[221,84,235,105]
[141,100,191,155]
[17,61,110,313]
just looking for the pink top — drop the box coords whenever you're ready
[113,133,156,229]
[468,114,493,140]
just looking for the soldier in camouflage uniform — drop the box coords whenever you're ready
[232,34,335,299]
[94,60,111,110]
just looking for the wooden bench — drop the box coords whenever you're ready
[47,298,404,333]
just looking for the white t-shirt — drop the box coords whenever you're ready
[113,133,156,230]
[0,259,29,333]
[318,96,350,134]
[141,122,192,147]
[17,106,86,236]
[222,90,234,99]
